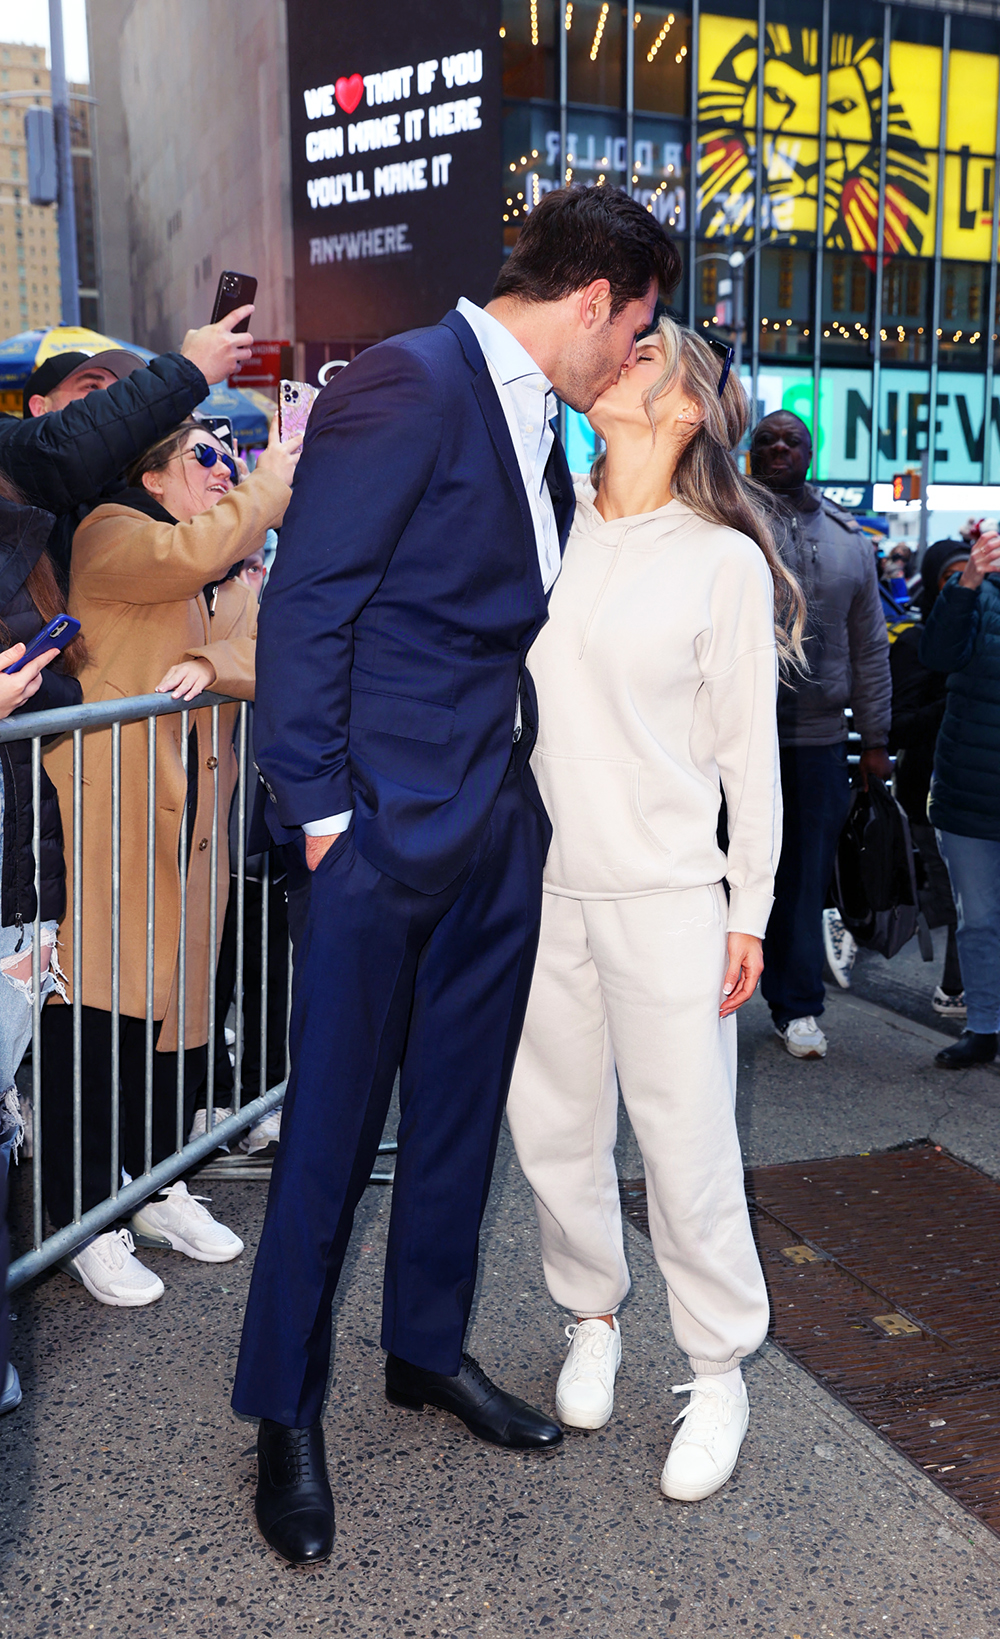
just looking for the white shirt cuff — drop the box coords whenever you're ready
[302,810,353,837]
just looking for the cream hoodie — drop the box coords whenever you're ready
[526,479,782,937]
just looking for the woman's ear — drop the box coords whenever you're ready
[141,468,164,499]
[675,393,704,428]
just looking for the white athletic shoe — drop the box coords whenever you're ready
[187,1105,233,1149]
[932,986,967,1019]
[130,1180,243,1263]
[775,1015,828,1059]
[239,1108,281,1157]
[60,1228,165,1307]
[660,1377,750,1501]
[556,1318,622,1430]
[822,908,857,990]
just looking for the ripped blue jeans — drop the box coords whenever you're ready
[0,783,66,1173]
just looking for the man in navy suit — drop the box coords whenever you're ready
[233,185,680,1564]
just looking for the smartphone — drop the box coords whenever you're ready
[278,379,319,441]
[210,270,258,332]
[4,615,81,674]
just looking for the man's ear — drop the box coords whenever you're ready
[27,394,50,418]
[578,279,612,330]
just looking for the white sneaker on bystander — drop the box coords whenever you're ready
[130,1180,243,1262]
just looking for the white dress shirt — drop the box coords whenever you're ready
[303,297,561,838]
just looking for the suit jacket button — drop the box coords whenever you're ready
[206,756,219,769]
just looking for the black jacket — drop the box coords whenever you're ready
[921,574,1000,840]
[0,495,83,931]
[888,624,946,826]
[0,352,209,584]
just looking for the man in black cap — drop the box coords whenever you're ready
[0,310,255,580]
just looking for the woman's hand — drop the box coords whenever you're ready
[958,530,1000,590]
[720,932,763,1018]
[0,644,60,720]
[155,657,216,702]
[254,415,304,489]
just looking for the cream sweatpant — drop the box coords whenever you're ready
[506,882,769,1376]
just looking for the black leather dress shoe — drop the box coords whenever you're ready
[255,1418,336,1565]
[935,1030,998,1069]
[385,1352,563,1449]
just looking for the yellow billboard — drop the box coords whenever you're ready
[697,17,997,262]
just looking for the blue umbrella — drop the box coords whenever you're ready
[0,326,271,443]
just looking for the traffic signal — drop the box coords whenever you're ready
[892,472,921,502]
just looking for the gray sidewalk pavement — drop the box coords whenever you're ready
[2,975,1000,1638]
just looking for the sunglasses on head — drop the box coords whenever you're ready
[191,442,238,485]
[638,305,735,399]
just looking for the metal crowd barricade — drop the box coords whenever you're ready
[3,689,289,1294]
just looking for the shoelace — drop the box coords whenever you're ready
[459,1353,499,1396]
[93,1229,137,1271]
[277,1425,320,1484]
[671,1380,734,1433]
[564,1322,614,1362]
[157,1183,216,1222]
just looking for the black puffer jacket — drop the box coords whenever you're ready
[0,495,83,930]
[0,352,209,584]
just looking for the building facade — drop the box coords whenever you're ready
[0,40,98,355]
[501,0,1000,489]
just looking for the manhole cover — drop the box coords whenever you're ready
[620,1143,1000,1536]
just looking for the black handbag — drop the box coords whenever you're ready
[830,775,933,961]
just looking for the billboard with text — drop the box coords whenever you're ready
[287,0,502,341]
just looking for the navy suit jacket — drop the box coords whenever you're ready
[254,310,575,896]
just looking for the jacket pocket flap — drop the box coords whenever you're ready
[350,688,455,745]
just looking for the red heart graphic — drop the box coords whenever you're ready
[335,74,364,115]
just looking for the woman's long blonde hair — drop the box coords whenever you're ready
[592,315,807,666]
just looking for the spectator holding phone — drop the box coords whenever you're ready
[0,470,86,1413]
[920,528,1000,1069]
[39,416,300,1308]
[0,307,257,584]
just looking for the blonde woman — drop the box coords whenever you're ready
[506,312,804,1501]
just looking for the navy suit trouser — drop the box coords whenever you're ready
[232,761,547,1428]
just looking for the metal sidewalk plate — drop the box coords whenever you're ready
[620,1143,1000,1539]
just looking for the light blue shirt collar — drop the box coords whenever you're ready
[456,297,553,394]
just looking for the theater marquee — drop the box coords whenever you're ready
[287,0,502,342]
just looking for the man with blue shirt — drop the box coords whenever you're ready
[233,185,679,1565]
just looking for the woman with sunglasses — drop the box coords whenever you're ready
[39,417,301,1309]
[506,312,804,1499]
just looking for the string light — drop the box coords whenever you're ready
[634,10,642,23]
[499,24,506,37]
[648,14,675,63]
[530,0,539,47]
[590,3,609,60]
[674,44,687,63]
[564,3,573,30]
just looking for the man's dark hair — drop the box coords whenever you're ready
[492,185,681,318]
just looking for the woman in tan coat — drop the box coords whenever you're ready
[42,418,300,1307]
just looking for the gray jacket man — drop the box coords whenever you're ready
[751,410,892,1059]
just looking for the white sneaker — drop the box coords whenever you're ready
[60,1229,165,1307]
[932,985,967,1019]
[239,1108,281,1157]
[775,1016,828,1059]
[130,1180,243,1263]
[187,1105,233,1149]
[556,1318,622,1430]
[660,1377,750,1501]
[822,908,857,989]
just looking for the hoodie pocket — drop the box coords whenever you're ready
[534,751,673,893]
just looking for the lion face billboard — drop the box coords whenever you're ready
[697,17,934,256]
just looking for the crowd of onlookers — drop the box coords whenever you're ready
[0,306,304,1410]
[0,316,998,1425]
